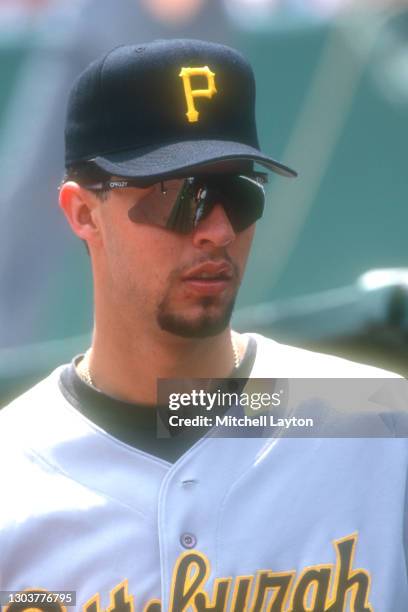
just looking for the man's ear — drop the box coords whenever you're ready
[59,182,102,247]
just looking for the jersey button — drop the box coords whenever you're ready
[180,533,197,549]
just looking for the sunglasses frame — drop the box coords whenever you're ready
[79,171,268,234]
[81,171,269,193]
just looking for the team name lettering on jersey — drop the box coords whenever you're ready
[6,533,372,612]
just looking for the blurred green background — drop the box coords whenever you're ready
[0,1,407,406]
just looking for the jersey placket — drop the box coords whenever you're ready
[157,434,269,610]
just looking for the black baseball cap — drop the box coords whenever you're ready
[65,39,297,181]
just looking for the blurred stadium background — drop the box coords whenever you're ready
[0,0,407,407]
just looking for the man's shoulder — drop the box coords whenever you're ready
[0,366,67,433]
[246,332,401,378]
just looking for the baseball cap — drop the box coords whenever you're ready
[64,39,297,181]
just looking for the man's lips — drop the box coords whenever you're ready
[182,262,233,281]
[181,262,234,295]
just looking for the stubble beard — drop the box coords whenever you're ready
[157,293,237,338]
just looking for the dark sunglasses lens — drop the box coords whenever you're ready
[128,175,265,234]
[128,178,212,234]
[128,180,184,228]
[165,179,206,233]
[220,175,265,232]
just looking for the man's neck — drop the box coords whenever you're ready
[83,327,247,404]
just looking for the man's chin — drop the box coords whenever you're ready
[157,301,235,339]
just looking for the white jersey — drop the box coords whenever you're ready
[0,333,406,611]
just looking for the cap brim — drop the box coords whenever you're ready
[91,140,297,180]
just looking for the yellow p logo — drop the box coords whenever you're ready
[179,66,217,123]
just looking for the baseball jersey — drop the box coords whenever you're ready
[56,335,257,463]
[0,332,407,612]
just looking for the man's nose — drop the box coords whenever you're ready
[191,203,236,250]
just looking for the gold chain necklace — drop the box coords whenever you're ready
[76,335,241,388]
[76,347,93,386]
[232,334,241,369]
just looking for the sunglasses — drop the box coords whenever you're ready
[84,172,268,234]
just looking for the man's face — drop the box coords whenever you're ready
[93,163,257,338]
